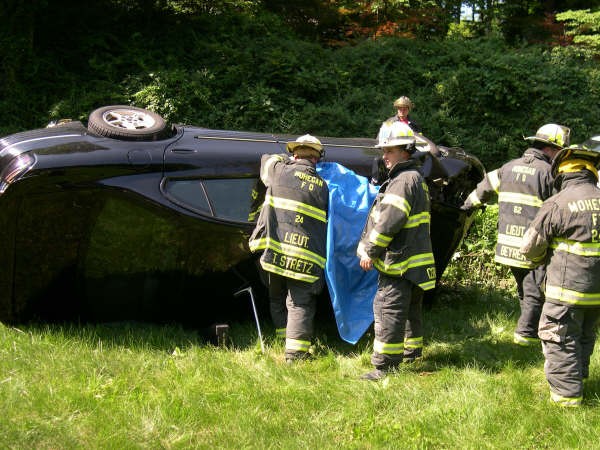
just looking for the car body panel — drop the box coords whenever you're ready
[0,119,484,326]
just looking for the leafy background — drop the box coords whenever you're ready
[2,1,600,170]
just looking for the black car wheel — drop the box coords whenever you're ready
[88,105,167,141]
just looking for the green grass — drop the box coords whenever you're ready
[1,280,599,449]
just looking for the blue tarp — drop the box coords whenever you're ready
[316,162,380,344]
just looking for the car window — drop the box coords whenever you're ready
[164,178,261,223]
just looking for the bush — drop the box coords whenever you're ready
[2,5,600,175]
[444,205,511,287]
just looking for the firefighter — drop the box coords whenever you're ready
[520,140,600,407]
[378,96,422,136]
[358,122,436,380]
[372,97,441,184]
[462,124,570,346]
[248,134,328,362]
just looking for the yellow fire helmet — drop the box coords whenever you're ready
[286,134,324,158]
[393,96,414,110]
[551,141,600,179]
[524,123,571,149]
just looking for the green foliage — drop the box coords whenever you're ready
[3,4,600,172]
[164,0,260,14]
[557,9,600,56]
[446,20,479,39]
[444,205,511,286]
[129,69,217,124]
[462,1,600,43]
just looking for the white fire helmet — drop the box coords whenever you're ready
[376,122,416,151]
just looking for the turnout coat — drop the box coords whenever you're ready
[357,158,436,291]
[249,154,328,284]
[464,147,554,269]
[520,170,600,306]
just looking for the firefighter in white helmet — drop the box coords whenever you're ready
[462,123,570,346]
[249,134,328,362]
[358,123,436,380]
[520,139,600,407]
[373,99,441,184]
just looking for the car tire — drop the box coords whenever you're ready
[88,105,168,141]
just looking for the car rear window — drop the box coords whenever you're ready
[164,178,261,223]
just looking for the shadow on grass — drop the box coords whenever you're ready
[3,282,553,375]
[312,281,546,373]
[9,320,207,352]
[583,378,600,406]
[420,282,546,373]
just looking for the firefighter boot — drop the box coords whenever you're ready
[360,368,388,381]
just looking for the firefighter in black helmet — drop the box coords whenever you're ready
[249,134,328,362]
[520,138,600,407]
[462,123,570,346]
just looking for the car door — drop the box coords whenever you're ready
[162,129,287,225]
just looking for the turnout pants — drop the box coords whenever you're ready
[510,265,546,341]
[267,272,288,338]
[539,302,600,404]
[267,273,321,359]
[371,274,424,370]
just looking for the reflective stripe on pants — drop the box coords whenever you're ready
[539,301,600,400]
[371,274,424,369]
[284,276,322,359]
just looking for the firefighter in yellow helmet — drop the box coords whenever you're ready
[462,123,570,346]
[358,123,436,380]
[376,96,421,146]
[520,138,600,407]
[248,134,328,362]
[381,95,421,133]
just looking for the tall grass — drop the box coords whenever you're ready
[1,281,599,448]
[1,208,599,448]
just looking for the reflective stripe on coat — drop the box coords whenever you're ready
[358,158,436,290]
[467,148,554,269]
[521,171,600,306]
[249,154,328,283]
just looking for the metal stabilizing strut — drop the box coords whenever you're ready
[234,286,265,353]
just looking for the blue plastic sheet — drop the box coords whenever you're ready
[316,162,380,344]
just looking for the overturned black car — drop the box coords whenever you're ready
[0,106,484,328]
